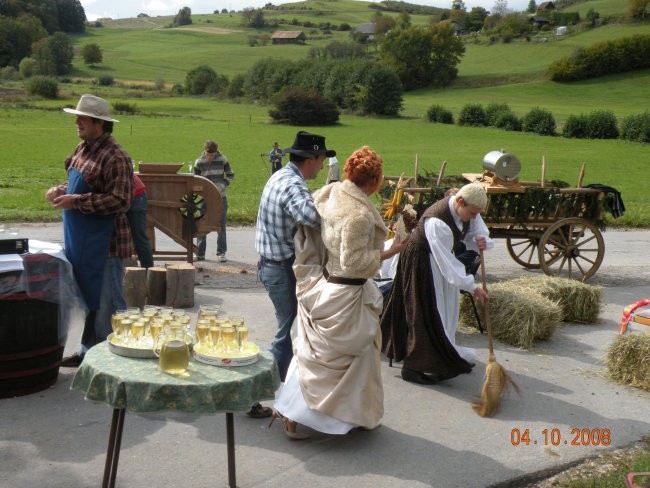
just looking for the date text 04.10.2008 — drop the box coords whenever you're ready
[510,428,611,446]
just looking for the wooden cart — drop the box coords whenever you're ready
[384,162,613,282]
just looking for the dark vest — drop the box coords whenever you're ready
[420,196,470,254]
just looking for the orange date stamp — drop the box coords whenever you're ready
[510,428,611,447]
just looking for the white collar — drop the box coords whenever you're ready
[448,195,463,231]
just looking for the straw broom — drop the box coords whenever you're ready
[473,249,519,417]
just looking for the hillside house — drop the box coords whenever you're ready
[529,15,550,28]
[450,20,464,35]
[537,1,556,10]
[271,31,306,44]
[354,22,376,41]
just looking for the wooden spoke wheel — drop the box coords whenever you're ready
[506,225,545,269]
[538,217,605,281]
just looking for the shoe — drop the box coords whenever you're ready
[195,256,205,262]
[217,254,227,262]
[60,353,84,368]
[246,402,272,419]
[401,367,439,385]
[268,411,310,440]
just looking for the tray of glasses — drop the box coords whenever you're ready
[192,342,260,367]
[107,334,157,359]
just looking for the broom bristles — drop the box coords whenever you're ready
[472,360,519,417]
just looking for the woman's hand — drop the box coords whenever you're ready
[380,234,410,261]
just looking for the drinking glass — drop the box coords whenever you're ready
[237,326,249,352]
[111,311,127,343]
[221,325,236,353]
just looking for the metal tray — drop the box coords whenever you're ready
[192,343,260,367]
[107,334,156,359]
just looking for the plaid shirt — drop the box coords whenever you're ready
[57,133,133,258]
[255,162,320,261]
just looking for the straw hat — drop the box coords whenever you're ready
[63,94,119,122]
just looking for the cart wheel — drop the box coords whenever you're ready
[538,217,604,281]
[179,193,206,220]
[506,225,543,269]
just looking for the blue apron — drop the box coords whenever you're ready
[63,168,114,310]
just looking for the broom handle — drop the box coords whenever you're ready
[479,249,495,358]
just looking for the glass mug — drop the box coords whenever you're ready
[154,325,192,375]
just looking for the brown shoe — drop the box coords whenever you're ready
[246,402,272,418]
[60,353,84,368]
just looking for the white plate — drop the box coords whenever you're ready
[107,334,156,359]
[192,343,260,367]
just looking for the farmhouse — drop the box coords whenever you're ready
[537,1,556,10]
[529,15,550,28]
[354,22,376,41]
[271,31,306,44]
[450,19,464,35]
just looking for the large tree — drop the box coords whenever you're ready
[379,22,464,90]
[172,6,192,27]
[80,42,102,66]
[32,31,73,75]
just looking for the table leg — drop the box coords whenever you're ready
[226,412,236,488]
[102,408,126,488]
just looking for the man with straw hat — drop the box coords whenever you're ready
[381,183,492,384]
[46,94,133,368]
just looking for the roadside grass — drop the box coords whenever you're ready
[1,100,648,226]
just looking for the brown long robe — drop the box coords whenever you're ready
[380,197,473,379]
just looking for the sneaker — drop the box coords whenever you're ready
[217,254,227,262]
[60,353,84,368]
[195,255,205,262]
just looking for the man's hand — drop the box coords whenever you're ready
[475,236,488,251]
[474,286,489,305]
[51,194,76,210]
[45,187,64,202]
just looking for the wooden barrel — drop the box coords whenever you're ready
[0,254,64,398]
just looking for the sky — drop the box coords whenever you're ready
[80,0,530,21]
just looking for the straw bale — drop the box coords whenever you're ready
[459,285,562,349]
[506,276,602,323]
[606,334,650,391]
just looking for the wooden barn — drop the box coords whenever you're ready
[271,31,306,44]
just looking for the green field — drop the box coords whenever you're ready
[1,0,649,226]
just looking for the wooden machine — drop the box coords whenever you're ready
[137,163,223,263]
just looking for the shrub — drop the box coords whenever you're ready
[112,101,138,114]
[522,107,556,135]
[458,103,487,126]
[494,111,521,131]
[620,112,650,143]
[586,110,618,139]
[1,66,20,81]
[269,87,339,126]
[485,102,512,126]
[97,75,114,86]
[426,104,454,124]
[562,114,589,138]
[360,64,403,116]
[226,73,245,98]
[19,57,39,78]
[185,65,228,95]
[171,83,184,95]
[25,75,58,99]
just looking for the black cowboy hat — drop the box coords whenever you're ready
[285,131,336,158]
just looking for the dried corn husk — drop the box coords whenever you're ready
[606,334,650,391]
[460,285,562,349]
[506,276,602,324]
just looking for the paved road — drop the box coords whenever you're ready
[1,223,649,488]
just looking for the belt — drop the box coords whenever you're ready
[323,267,366,286]
[260,256,293,266]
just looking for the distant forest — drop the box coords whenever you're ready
[372,0,446,15]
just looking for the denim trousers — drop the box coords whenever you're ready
[257,257,296,381]
[197,196,227,257]
[80,257,126,354]
[126,192,154,268]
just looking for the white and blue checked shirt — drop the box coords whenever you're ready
[255,162,320,261]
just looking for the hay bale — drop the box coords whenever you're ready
[459,284,563,350]
[606,334,650,391]
[506,276,602,323]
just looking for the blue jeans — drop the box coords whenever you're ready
[81,257,126,354]
[126,192,154,268]
[197,195,227,257]
[257,257,296,381]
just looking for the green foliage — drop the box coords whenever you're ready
[485,102,511,126]
[585,8,600,27]
[466,7,489,31]
[25,75,58,98]
[620,112,650,143]
[458,103,487,126]
[19,57,39,78]
[55,0,86,33]
[426,104,454,124]
[586,110,619,139]
[80,43,102,66]
[226,73,245,98]
[172,7,192,27]
[269,87,339,125]
[549,34,650,82]
[171,83,184,95]
[32,31,73,75]
[494,111,522,131]
[0,14,47,67]
[548,11,581,25]
[360,64,403,116]
[522,107,556,135]
[97,74,114,86]
[308,40,368,60]
[628,0,649,18]
[374,1,445,15]
[112,101,138,114]
[562,113,589,138]
[0,65,20,80]
[0,0,85,35]
[185,65,228,95]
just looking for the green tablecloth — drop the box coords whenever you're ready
[71,342,280,414]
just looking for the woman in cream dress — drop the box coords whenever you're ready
[272,146,405,438]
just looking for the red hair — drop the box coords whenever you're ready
[344,146,383,187]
